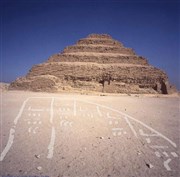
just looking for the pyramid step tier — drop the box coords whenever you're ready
[77,38,123,47]
[87,34,113,39]
[63,45,135,55]
[27,62,167,86]
[48,53,148,65]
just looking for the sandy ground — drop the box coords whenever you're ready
[0,91,179,177]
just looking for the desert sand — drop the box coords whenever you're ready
[0,90,179,177]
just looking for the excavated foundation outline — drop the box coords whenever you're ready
[0,96,178,171]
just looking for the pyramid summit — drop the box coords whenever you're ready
[10,33,174,94]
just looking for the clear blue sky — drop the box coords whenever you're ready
[1,0,179,89]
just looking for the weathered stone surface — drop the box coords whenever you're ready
[47,54,148,65]
[10,75,60,92]
[10,34,174,94]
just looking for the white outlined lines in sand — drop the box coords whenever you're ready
[164,159,172,171]
[79,100,178,171]
[25,106,42,135]
[124,116,137,137]
[83,100,177,148]
[138,128,179,171]
[152,146,179,171]
[112,128,127,136]
[47,97,56,159]
[25,98,51,137]
[13,98,30,125]
[106,114,127,137]
[0,96,179,172]
[139,129,158,137]
[47,126,56,159]
[60,120,73,127]
[0,97,56,161]
[0,98,30,161]
[28,126,39,134]
[0,128,15,161]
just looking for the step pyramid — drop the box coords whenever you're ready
[10,34,172,94]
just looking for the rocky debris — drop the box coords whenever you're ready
[36,166,42,171]
[0,82,9,91]
[9,33,175,94]
[146,163,153,169]
[9,75,60,92]
[35,154,40,159]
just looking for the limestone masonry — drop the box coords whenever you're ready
[10,34,174,94]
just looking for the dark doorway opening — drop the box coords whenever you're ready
[161,82,168,94]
